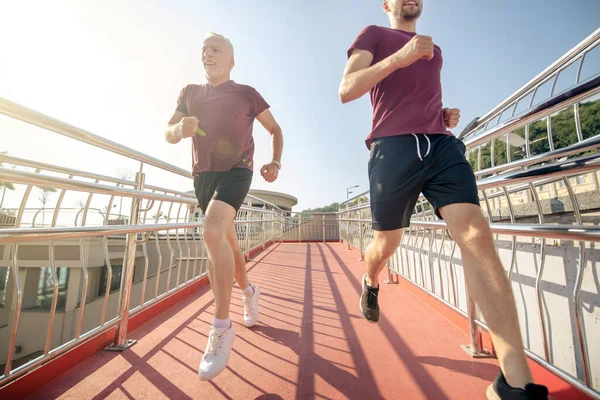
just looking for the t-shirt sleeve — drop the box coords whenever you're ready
[347,25,378,59]
[175,85,190,116]
[248,87,270,118]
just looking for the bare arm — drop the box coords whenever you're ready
[339,49,397,103]
[256,109,283,183]
[339,35,434,104]
[256,109,283,163]
[164,111,198,144]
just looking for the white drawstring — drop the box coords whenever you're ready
[411,134,431,161]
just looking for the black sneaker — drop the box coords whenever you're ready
[487,370,548,400]
[360,274,379,323]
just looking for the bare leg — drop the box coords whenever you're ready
[202,200,236,320]
[440,203,533,389]
[365,229,404,287]
[227,223,250,290]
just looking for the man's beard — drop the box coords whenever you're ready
[399,7,421,21]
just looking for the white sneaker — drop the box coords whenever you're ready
[242,285,260,327]
[198,325,235,381]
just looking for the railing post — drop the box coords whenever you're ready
[299,214,302,243]
[246,201,252,260]
[262,205,266,250]
[461,291,494,358]
[107,172,144,351]
[322,214,326,243]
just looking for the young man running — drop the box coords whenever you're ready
[165,32,283,381]
[339,1,548,399]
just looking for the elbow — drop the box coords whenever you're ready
[338,84,353,104]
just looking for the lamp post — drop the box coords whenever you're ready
[346,185,359,200]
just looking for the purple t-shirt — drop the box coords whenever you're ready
[175,81,270,173]
[348,25,451,149]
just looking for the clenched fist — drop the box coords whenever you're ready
[178,116,199,138]
[392,35,434,69]
[261,163,279,183]
[443,108,460,129]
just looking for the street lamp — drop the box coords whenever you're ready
[346,185,359,200]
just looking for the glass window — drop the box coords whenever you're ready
[98,265,123,297]
[37,267,69,310]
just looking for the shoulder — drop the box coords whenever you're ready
[180,83,206,96]
[357,25,385,37]
[234,82,263,97]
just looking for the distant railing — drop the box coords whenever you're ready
[0,100,286,388]
[339,29,600,399]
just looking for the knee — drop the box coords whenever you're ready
[202,222,226,247]
[451,214,493,249]
[372,237,399,260]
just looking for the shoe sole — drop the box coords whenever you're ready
[485,384,500,400]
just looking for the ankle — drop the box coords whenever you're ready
[212,317,231,329]
[366,275,378,288]
[242,284,254,298]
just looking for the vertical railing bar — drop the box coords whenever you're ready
[563,176,591,385]
[139,238,150,307]
[76,238,89,339]
[428,228,435,293]
[101,236,112,326]
[111,172,144,348]
[501,186,517,278]
[437,230,446,301]
[191,206,199,279]
[153,200,164,299]
[449,239,458,307]
[44,242,59,354]
[529,182,550,361]
[165,200,175,292]
[174,203,184,287]
[15,169,40,228]
[182,206,191,282]
[4,244,23,375]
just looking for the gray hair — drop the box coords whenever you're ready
[205,31,234,55]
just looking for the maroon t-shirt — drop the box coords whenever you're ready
[348,25,452,149]
[175,81,270,173]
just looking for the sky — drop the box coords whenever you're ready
[1,0,599,211]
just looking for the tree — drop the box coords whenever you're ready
[302,202,341,214]
[468,98,600,172]
[37,186,57,227]
[0,151,16,209]
[115,167,132,219]
[152,211,167,222]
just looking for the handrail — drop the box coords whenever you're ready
[463,75,600,148]
[0,97,192,178]
[0,153,136,187]
[473,134,600,177]
[467,28,599,134]
[339,189,370,207]
[0,168,195,205]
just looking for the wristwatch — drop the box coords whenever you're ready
[271,160,281,170]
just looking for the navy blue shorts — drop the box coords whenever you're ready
[368,134,480,231]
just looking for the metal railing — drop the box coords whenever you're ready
[0,100,286,388]
[339,29,600,398]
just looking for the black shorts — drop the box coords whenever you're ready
[368,134,480,231]
[193,168,253,214]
